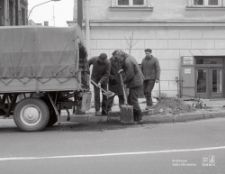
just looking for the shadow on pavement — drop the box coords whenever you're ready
[46,119,156,132]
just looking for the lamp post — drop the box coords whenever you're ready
[27,0,61,20]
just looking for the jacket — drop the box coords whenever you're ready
[108,57,124,95]
[140,55,160,80]
[122,55,145,88]
[88,56,111,85]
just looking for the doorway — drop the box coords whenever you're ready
[196,68,223,99]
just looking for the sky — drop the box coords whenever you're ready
[28,0,74,26]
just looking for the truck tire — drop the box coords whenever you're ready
[13,98,50,132]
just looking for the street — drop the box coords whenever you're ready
[0,118,225,174]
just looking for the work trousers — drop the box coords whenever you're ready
[107,94,125,110]
[143,79,156,106]
[128,85,143,121]
[93,84,107,112]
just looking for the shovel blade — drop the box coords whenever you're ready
[120,104,133,123]
[103,91,115,98]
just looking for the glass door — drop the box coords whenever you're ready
[210,68,223,98]
[196,68,208,98]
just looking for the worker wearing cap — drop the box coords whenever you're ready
[140,48,160,110]
[115,50,144,123]
[88,53,111,116]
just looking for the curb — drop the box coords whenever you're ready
[173,111,204,122]
[1,110,225,126]
[203,110,225,119]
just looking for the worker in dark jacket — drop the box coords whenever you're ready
[107,50,125,111]
[88,53,111,116]
[140,48,160,110]
[115,50,145,123]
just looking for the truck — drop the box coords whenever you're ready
[0,25,91,132]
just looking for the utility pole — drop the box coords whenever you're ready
[85,0,90,58]
[77,0,83,29]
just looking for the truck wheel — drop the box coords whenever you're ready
[14,98,50,132]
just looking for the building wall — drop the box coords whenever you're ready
[74,0,225,22]
[72,0,225,98]
[89,26,225,97]
[0,0,28,26]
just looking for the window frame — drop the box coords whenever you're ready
[192,0,222,6]
[116,0,147,7]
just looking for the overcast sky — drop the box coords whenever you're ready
[28,0,74,26]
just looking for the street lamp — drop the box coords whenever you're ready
[27,0,61,20]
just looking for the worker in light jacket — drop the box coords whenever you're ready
[88,53,111,116]
[115,50,144,123]
[140,48,160,110]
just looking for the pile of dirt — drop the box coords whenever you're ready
[152,97,196,115]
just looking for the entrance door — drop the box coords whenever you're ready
[196,68,208,98]
[196,68,223,99]
[210,68,223,99]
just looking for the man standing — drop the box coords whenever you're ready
[115,50,144,123]
[88,53,111,116]
[141,48,160,110]
[107,50,125,111]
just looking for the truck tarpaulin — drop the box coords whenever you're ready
[0,25,86,92]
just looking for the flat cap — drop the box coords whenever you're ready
[99,53,107,59]
[144,48,152,53]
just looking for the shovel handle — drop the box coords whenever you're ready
[89,78,107,93]
[119,73,128,105]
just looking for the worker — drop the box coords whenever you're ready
[115,50,144,123]
[107,50,125,112]
[88,53,111,116]
[140,48,160,110]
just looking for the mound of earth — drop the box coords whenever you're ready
[152,97,196,115]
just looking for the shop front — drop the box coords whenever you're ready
[180,56,224,99]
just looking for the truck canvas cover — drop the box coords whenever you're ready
[0,25,85,92]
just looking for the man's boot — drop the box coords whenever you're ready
[133,109,139,123]
[137,110,143,124]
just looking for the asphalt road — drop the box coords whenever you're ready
[0,118,225,174]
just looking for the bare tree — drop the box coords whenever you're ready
[124,31,139,54]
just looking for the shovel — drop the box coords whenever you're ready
[118,71,134,123]
[90,79,115,98]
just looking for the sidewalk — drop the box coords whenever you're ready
[59,98,225,124]
[1,98,225,126]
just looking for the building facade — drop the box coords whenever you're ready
[70,0,225,99]
[0,0,28,26]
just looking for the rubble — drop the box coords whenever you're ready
[152,97,197,115]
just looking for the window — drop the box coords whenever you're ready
[195,57,223,64]
[186,0,224,10]
[117,0,145,6]
[193,0,221,6]
[109,0,152,11]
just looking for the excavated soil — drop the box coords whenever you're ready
[152,97,196,115]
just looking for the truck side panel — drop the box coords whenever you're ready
[0,26,82,93]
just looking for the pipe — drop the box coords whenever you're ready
[4,0,8,26]
[85,0,90,58]
[77,0,83,29]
